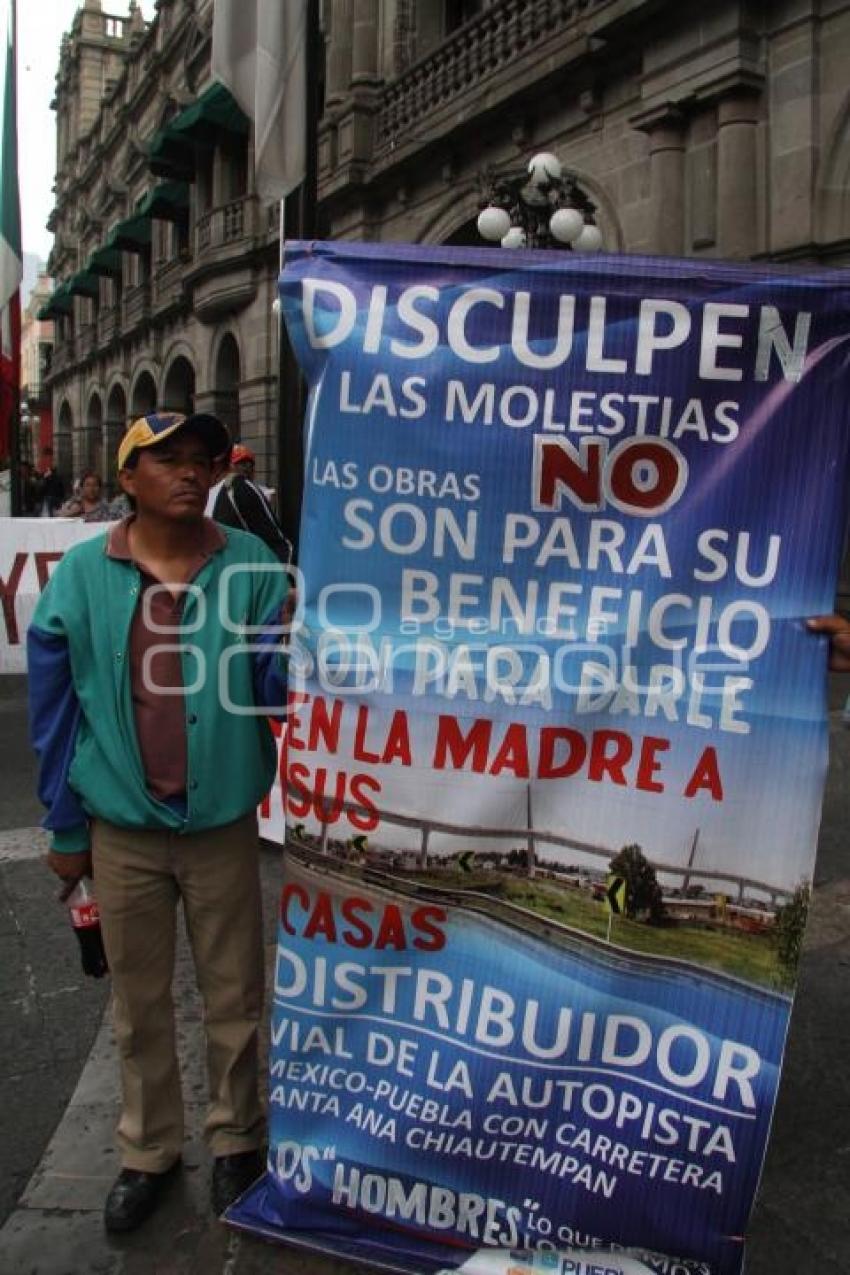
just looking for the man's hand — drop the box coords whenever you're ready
[47,850,92,882]
[807,614,850,671]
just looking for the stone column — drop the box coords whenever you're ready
[351,0,379,86]
[325,0,354,108]
[646,111,687,257]
[334,0,381,173]
[717,92,760,260]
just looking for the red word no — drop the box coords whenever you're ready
[533,436,688,517]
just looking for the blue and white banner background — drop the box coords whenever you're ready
[232,243,850,1275]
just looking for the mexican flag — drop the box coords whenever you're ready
[0,0,21,464]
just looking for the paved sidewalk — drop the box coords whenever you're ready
[1,712,849,1274]
[0,826,109,1227]
[0,847,371,1275]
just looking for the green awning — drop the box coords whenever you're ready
[87,245,124,277]
[37,282,74,318]
[148,127,195,180]
[146,83,248,178]
[102,181,189,254]
[137,180,190,221]
[169,82,248,144]
[107,215,152,252]
[67,269,100,299]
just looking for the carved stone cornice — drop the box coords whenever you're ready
[634,64,764,126]
[628,102,688,134]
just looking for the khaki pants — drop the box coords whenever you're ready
[91,813,265,1172]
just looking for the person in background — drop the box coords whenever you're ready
[58,471,115,521]
[18,461,40,515]
[230,443,276,505]
[36,447,65,516]
[107,489,133,520]
[206,443,291,564]
[29,410,292,1234]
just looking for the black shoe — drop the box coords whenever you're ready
[211,1149,264,1215]
[103,1162,179,1233]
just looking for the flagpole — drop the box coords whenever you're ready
[9,397,20,515]
[277,0,319,556]
[9,295,20,515]
[5,0,13,517]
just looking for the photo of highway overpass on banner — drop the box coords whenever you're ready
[284,786,802,997]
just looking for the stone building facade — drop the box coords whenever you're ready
[44,0,280,490]
[45,0,850,491]
[318,0,850,262]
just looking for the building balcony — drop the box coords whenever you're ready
[50,342,73,378]
[266,202,281,237]
[189,195,260,322]
[98,305,119,347]
[151,257,187,318]
[195,194,260,258]
[123,281,151,332]
[78,323,97,361]
[370,0,605,172]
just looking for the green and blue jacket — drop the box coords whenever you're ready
[28,523,289,853]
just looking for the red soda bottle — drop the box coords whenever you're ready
[64,879,109,978]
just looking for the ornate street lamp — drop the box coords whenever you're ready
[477,152,603,252]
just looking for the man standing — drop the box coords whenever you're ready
[35,446,65,515]
[28,411,291,1232]
[17,460,39,514]
[230,443,276,504]
[207,442,292,564]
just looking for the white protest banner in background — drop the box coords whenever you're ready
[0,518,103,672]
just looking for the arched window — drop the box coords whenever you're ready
[85,393,103,474]
[106,383,128,488]
[131,370,157,418]
[214,333,241,439]
[161,356,196,415]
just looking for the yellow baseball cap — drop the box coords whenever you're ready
[117,411,231,471]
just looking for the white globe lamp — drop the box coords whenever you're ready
[549,207,585,244]
[573,223,604,253]
[501,226,527,249]
[527,151,562,187]
[477,206,511,242]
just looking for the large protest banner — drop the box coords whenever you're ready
[0,518,103,672]
[235,242,850,1274]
